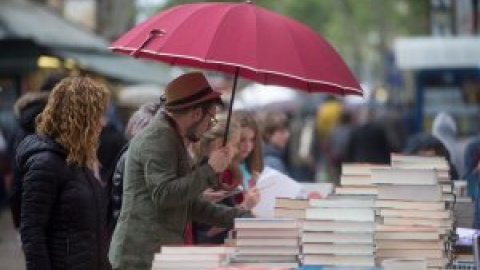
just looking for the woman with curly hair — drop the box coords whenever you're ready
[16,76,110,270]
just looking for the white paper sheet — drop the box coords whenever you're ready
[251,167,302,218]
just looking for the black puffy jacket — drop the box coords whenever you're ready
[16,134,108,270]
[10,92,49,229]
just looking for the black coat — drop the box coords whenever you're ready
[108,145,128,234]
[17,134,108,270]
[345,122,392,164]
[10,93,48,229]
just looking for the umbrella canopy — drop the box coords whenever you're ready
[110,2,362,96]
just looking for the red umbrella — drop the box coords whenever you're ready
[110,1,362,140]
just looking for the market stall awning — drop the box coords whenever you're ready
[54,50,172,85]
[0,0,172,84]
[0,39,45,74]
[0,0,107,50]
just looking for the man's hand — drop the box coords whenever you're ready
[241,187,261,210]
[208,146,234,173]
[202,188,228,202]
[206,226,228,237]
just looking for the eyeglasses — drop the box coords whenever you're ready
[205,110,218,127]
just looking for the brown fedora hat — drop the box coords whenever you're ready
[164,72,222,110]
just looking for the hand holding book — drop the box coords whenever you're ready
[203,188,229,203]
[206,188,262,237]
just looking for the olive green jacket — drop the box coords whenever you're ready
[108,113,250,270]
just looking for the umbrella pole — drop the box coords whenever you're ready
[222,67,240,146]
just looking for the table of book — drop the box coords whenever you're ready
[152,154,476,270]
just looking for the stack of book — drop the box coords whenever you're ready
[230,218,300,268]
[274,197,309,219]
[372,160,454,269]
[301,198,376,267]
[453,181,473,228]
[454,197,474,228]
[151,246,233,270]
[335,163,389,197]
[391,153,450,174]
[381,258,427,270]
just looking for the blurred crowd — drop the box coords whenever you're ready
[1,74,480,211]
[1,75,480,204]
[284,95,480,185]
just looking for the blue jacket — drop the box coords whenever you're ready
[463,137,480,199]
[464,137,480,228]
[263,143,288,175]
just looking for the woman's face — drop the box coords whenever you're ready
[238,127,255,161]
[271,128,290,149]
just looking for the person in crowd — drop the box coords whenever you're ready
[0,127,7,209]
[9,73,67,230]
[344,107,392,164]
[315,95,342,145]
[9,92,49,229]
[16,76,110,270]
[377,104,410,153]
[464,137,480,198]
[403,133,459,180]
[261,111,290,175]
[192,117,260,244]
[108,72,253,270]
[432,112,464,177]
[325,110,353,185]
[108,101,162,234]
[464,137,480,229]
[287,111,317,182]
[233,110,264,191]
[315,95,343,182]
[97,118,127,182]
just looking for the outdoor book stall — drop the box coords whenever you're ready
[151,153,476,270]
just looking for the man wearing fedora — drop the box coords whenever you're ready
[108,72,252,270]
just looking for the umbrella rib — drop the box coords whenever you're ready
[279,17,310,92]
[204,4,238,67]
[162,5,212,61]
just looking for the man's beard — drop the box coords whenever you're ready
[185,120,202,143]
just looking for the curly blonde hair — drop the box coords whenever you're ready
[36,76,110,169]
